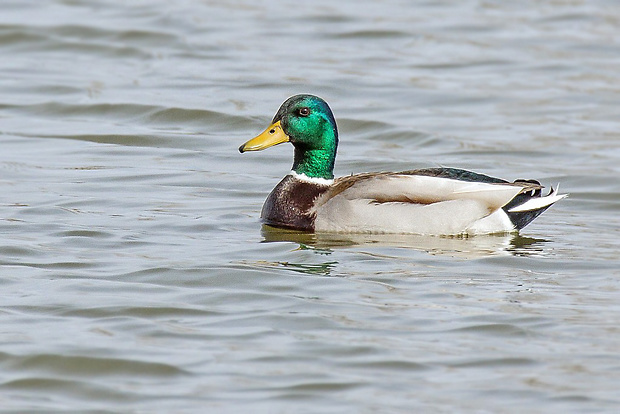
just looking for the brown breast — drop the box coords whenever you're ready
[260,175,330,231]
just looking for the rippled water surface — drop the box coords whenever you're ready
[2,1,620,413]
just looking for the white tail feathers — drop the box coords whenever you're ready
[508,184,568,213]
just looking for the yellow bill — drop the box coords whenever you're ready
[239,121,289,153]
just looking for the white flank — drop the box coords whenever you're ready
[508,185,568,213]
[466,209,515,235]
[289,171,334,186]
[311,175,567,236]
[315,198,493,235]
[314,175,530,235]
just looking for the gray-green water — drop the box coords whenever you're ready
[2,1,620,413]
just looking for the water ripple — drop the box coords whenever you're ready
[1,0,619,413]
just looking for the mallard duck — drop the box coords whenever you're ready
[239,94,567,235]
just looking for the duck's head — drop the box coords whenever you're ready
[239,94,339,180]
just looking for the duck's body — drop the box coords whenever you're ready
[240,95,566,236]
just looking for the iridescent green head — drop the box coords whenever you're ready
[239,94,339,180]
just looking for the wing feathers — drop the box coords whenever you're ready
[320,174,523,209]
[312,172,564,235]
[313,174,527,234]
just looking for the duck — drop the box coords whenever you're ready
[239,94,567,235]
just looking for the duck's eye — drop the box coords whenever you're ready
[298,107,310,117]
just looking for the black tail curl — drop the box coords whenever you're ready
[503,179,550,230]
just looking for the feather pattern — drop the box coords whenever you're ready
[311,171,554,235]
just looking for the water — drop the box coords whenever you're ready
[1,0,620,412]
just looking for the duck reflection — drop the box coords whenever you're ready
[261,225,548,258]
